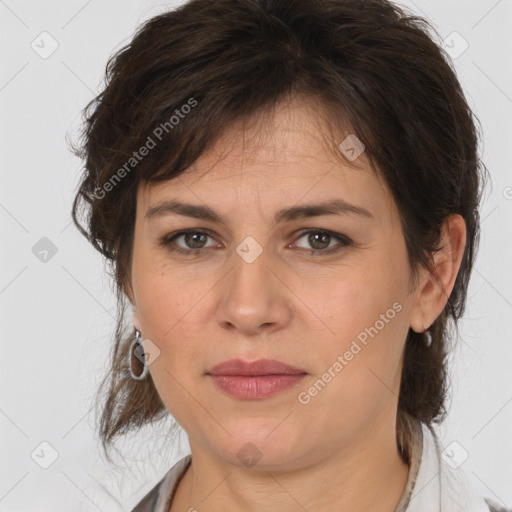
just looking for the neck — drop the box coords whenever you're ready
[171,417,410,512]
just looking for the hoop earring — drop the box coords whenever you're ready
[129,329,149,380]
[423,324,432,347]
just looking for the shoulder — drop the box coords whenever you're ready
[130,455,192,512]
[485,498,512,512]
[130,478,161,512]
[406,421,510,512]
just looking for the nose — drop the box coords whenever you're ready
[215,243,293,336]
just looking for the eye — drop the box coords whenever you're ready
[160,230,218,255]
[159,228,352,256]
[293,229,352,254]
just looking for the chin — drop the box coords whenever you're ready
[209,423,306,470]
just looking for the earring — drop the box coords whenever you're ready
[129,329,149,380]
[423,324,432,347]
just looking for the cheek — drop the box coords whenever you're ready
[134,271,207,416]
[133,262,213,366]
[133,251,193,329]
[313,265,399,339]
[307,261,408,387]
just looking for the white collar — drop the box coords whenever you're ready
[404,422,490,511]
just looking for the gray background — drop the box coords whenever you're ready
[1,0,511,510]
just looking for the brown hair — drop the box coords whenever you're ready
[69,0,488,465]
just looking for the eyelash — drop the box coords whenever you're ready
[159,229,353,256]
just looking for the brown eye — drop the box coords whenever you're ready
[181,232,208,249]
[294,229,352,254]
[160,230,217,254]
[160,228,352,256]
[307,232,331,250]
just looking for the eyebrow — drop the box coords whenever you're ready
[145,198,374,225]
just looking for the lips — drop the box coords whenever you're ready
[206,359,307,399]
[207,358,306,376]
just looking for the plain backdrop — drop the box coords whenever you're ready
[1,0,511,510]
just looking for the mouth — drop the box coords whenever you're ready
[207,358,307,376]
[206,359,307,400]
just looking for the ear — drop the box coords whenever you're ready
[123,280,142,332]
[132,306,142,332]
[409,214,467,333]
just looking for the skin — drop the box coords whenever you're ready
[127,97,466,512]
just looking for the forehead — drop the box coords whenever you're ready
[184,98,369,173]
[136,98,395,225]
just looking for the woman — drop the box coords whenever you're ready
[70,0,510,510]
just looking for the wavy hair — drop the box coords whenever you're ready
[69,0,488,464]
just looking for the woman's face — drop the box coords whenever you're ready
[129,99,425,469]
